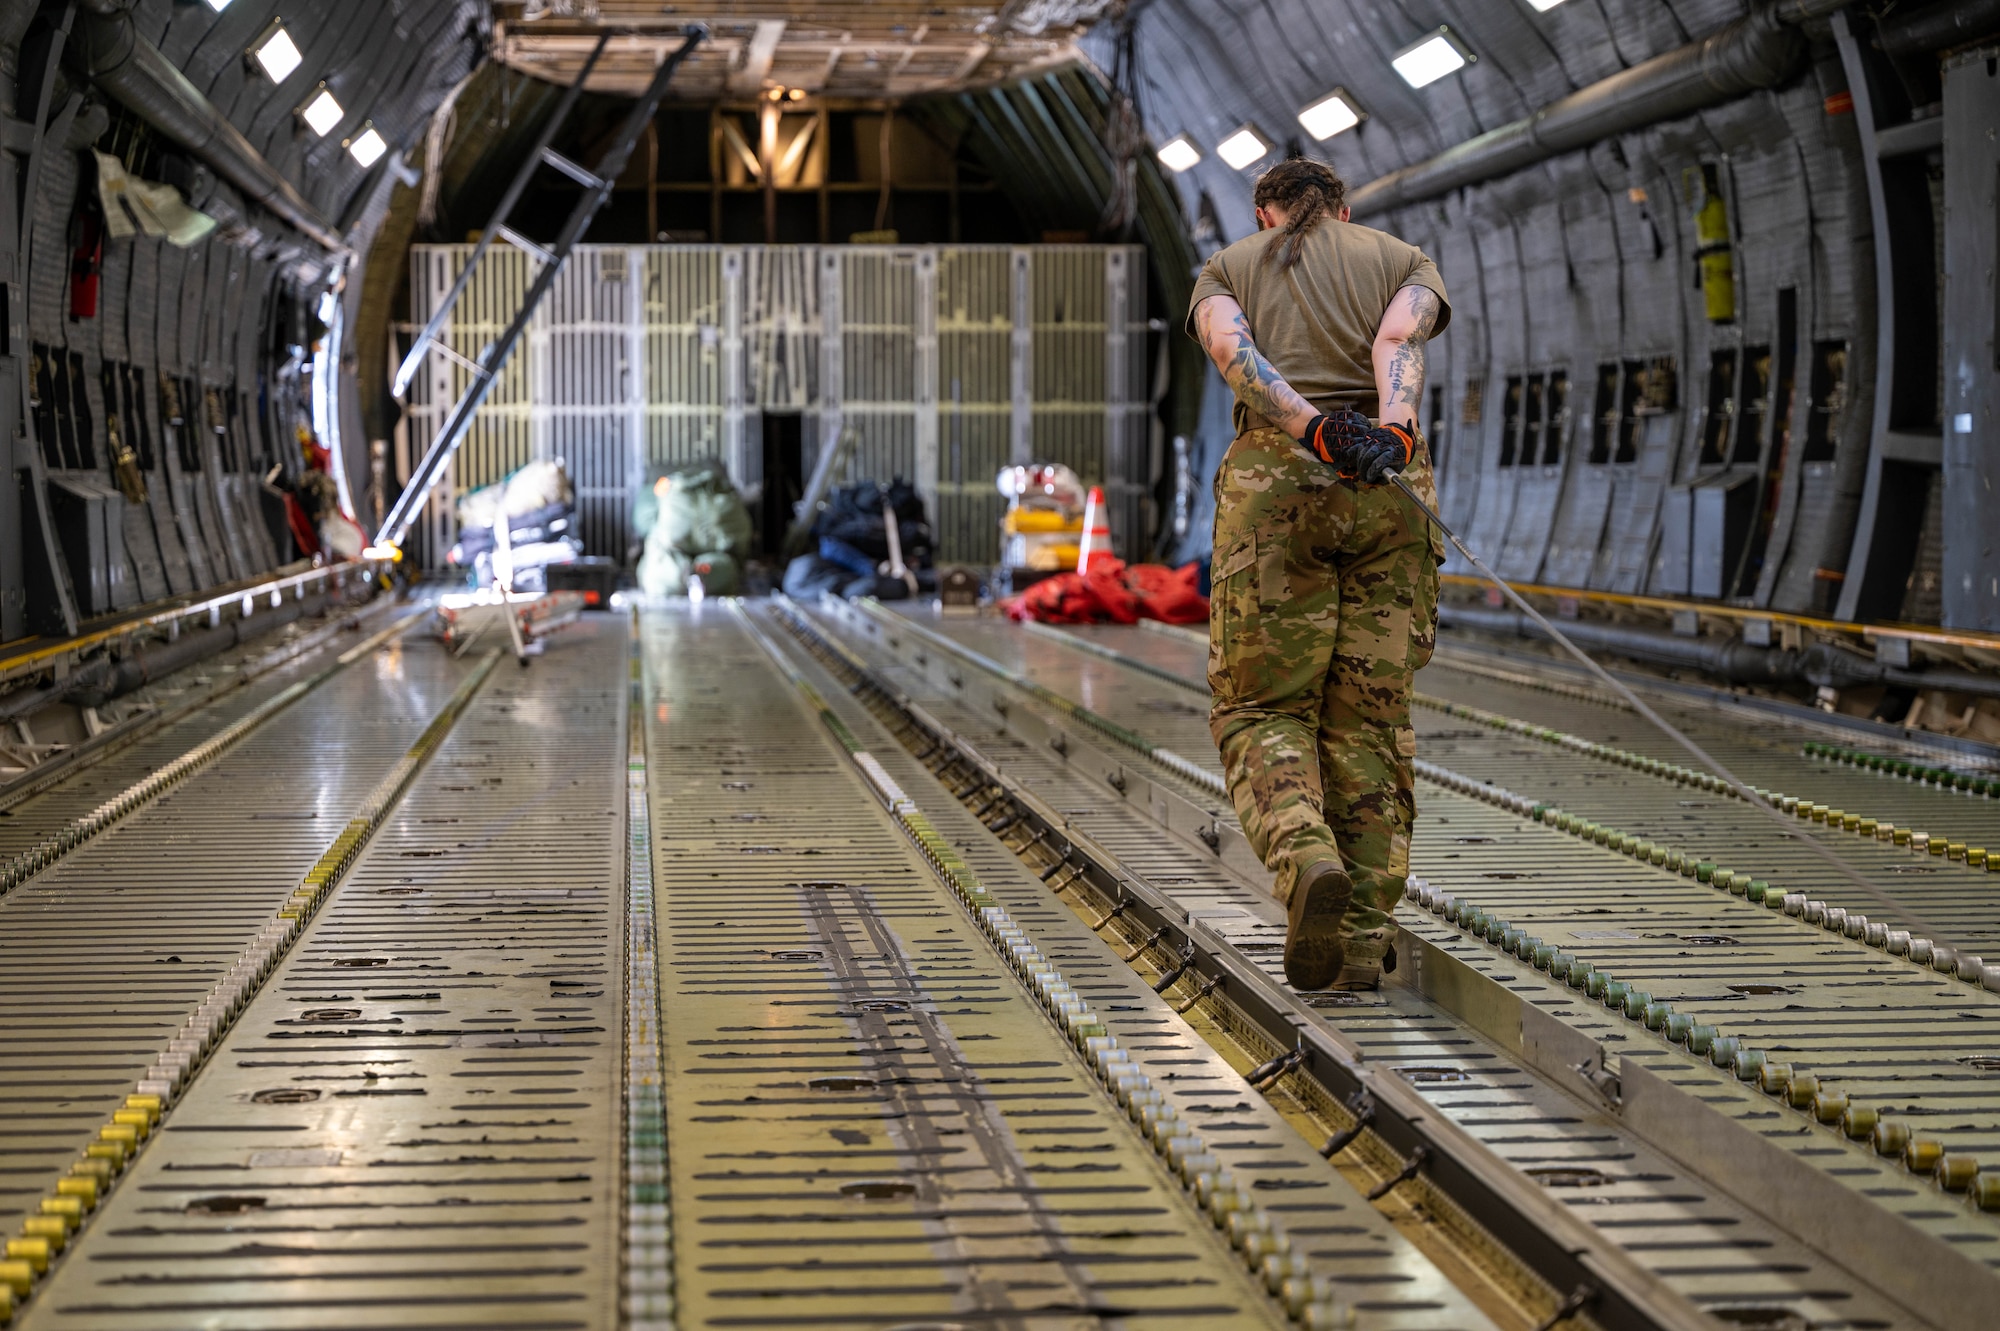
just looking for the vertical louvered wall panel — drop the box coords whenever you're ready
[409,243,1150,570]
[542,250,634,558]
[838,248,920,502]
[936,248,1014,562]
[642,247,725,474]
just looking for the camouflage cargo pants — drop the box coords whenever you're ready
[1208,425,1442,964]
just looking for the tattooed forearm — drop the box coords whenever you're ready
[1386,339,1424,409]
[1373,335,1427,429]
[1372,285,1440,429]
[1194,294,1316,436]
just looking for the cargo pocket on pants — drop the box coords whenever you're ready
[1211,535,1259,701]
[1410,551,1441,673]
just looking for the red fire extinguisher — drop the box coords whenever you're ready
[70,204,103,320]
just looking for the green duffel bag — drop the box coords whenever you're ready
[630,463,673,542]
[635,538,744,597]
[660,461,751,559]
[686,550,741,595]
[635,529,689,596]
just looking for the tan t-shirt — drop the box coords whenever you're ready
[1187,220,1450,434]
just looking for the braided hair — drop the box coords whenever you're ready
[1252,159,1348,271]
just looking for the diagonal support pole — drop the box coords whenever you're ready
[376,27,707,554]
[390,32,611,400]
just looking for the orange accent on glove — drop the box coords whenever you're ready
[1298,409,1372,477]
[1354,421,1418,484]
[1377,420,1417,467]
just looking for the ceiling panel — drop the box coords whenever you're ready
[494,1,1119,100]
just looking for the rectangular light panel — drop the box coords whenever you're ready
[1526,0,1570,10]
[301,89,344,137]
[1217,126,1271,170]
[1393,31,1468,88]
[252,25,303,83]
[347,125,388,168]
[1156,134,1201,173]
[1298,90,1360,141]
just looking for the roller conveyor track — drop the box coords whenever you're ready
[1032,619,2000,966]
[649,603,1484,1330]
[10,597,1999,1330]
[1,606,1505,1331]
[820,602,2000,1328]
[0,604,414,854]
[1047,623,2000,954]
[1414,653,2000,907]
[13,619,626,1330]
[909,609,2000,964]
[0,622,474,1240]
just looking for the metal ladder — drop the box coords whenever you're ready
[375,25,706,558]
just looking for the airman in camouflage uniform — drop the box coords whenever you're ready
[1208,426,1443,973]
[1188,159,1450,989]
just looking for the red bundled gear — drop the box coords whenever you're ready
[1123,561,1210,623]
[1003,558,1208,626]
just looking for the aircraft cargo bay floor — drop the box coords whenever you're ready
[1,599,1995,1330]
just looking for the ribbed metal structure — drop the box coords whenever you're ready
[406,243,1149,566]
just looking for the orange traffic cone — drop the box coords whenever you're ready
[1077,485,1114,576]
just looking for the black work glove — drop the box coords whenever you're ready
[1298,408,1373,478]
[1351,421,1417,484]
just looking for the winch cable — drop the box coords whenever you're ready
[1387,469,1969,956]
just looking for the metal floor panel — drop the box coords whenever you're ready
[893,613,2000,999]
[0,635,477,1238]
[19,618,629,1330]
[0,615,399,855]
[1426,645,2000,769]
[965,621,2000,1162]
[819,605,1923,1328]
[912,619,1227,778]
[16,598,1997,1330]
[644,603,1490,1330]
[1063,623,2000,954]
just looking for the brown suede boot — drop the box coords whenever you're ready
[1325,960,1381,991]
[1327,930,1395,991]
[1283,860,1352,990]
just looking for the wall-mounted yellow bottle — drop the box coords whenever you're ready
[1687,162,1736,325]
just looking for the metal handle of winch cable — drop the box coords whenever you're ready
[1379,469,1971,955]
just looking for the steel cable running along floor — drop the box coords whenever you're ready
[809,600,2000,1330]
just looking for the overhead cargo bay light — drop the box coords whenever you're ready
[248,20,304,84]
[1216,124,1272,170]
[1155,133,1201,173]
[1392,27,1475,89]
[203,0,233,9]
[346,123,388,168]
[1524,0,1572,9]
[299,86,344,137]
[1298,89,1363,140]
